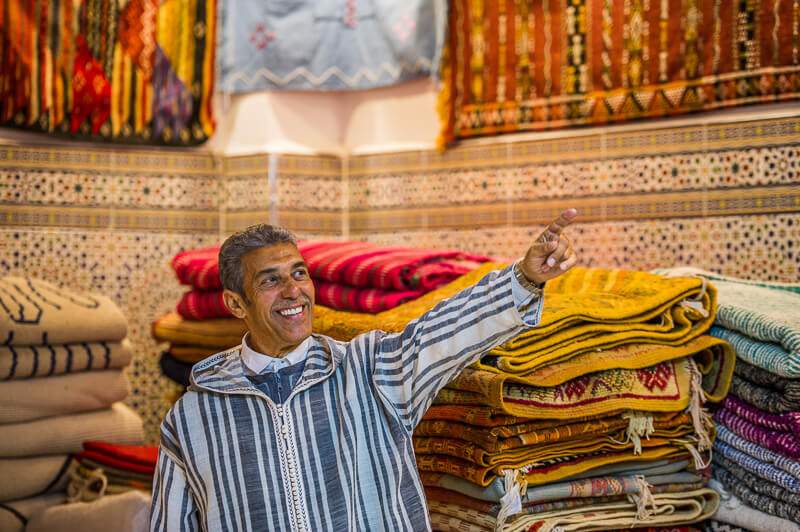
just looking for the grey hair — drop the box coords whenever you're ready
[219,224,297,304]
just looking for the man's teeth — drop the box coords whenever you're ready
[279,306,303,316]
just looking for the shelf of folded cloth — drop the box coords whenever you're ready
[311,265,733,532]
[656,268,800,530]
[171,241,491,316]
[0,277,144,532]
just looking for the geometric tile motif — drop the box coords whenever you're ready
[351,212,800,283]
[0,228,220,444]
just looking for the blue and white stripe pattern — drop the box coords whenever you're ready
[150,264,542,531]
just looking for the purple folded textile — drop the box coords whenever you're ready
[722,395,800,436]
[714,404,800,460]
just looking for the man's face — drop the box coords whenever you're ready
[224,243,315,357]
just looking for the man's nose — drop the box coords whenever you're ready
[281,277,301,297]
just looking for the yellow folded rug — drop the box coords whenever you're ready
[417,443,697,487]
[415,411,689,455]
[313,265,716,375]
[413,412,695,468]
[439,357,696,419]
[151,312,246,349]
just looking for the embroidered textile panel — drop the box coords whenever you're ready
[439,0,800,145]
[218,0,446,91]
[0,0,217,145]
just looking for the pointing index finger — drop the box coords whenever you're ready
[539,208,578,242]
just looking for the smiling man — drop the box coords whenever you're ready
[151,211,578,531]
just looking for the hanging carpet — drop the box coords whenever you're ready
[438,0,800,146]
[0,0,216,145]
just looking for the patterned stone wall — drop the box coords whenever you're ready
[348,117,800,282]
[1,113,799,442]
[0,147,344,443]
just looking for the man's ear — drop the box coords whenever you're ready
[223,289,248,319]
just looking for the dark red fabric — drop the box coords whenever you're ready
[78,441,158,475]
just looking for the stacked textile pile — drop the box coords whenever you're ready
[154,241,489,386]
[67,441,157,502]
[313,265,733,531]
[659,268,800,532]
[0,277,145,532]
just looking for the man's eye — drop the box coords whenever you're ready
[261,276,277,285]
[293,270,309,279]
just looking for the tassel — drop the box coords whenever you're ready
[626,475,656,521]
[686,358,713,451]
[66,466,108,503]
[495,469,523,532]
[621,411,654,455]
[681,440,711,470]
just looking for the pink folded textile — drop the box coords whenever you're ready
[172,241,490,314]
[171,247,221,291]
[176,290,229,320]
[298,241,490,291]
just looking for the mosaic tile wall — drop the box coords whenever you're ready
[348,117,800,282]
[2,113,799,443]
[0,147,344,443]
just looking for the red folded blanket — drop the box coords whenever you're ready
[172,241,490,292]
[77,441,158,475]
[177,281,426,319]
[298,241,490,291]
[172,240,490,315]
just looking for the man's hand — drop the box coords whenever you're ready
[520,208,578,285]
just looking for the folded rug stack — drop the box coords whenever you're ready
[659,268,800,532]
[0,277,145,532]
[154,241,490,387]
[67,441,157,502]
[314,265,732,531]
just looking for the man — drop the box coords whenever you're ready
[151,209,578,531]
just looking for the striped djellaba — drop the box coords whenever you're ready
[150,265,542,531]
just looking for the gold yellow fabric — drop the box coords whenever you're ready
[416,444,693,487]
[438,358,693,419]
[413,412,694,467]
[151,312,246,349]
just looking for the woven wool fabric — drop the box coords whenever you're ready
[503,489,719,532]
[425,473,702,514]
[313,266,715,365]
[166,344,218,364]
[420,457,693,503]
[25,490,151,532]
[151,311,245,349]
[0,455,72,503]
[439,358,694,419]
[171,247,220,290]
[0,493,64,532]
[77,458,154,485]
[0,402,143,458]
[0,0,216,145]
[660,268,800,376]
[159,351,193,386]
[713,453,800,506]
[82,441,157,469]
[730,374,800,415]
[713,405,800,460]
[715,424,800,481]
[417,443,692,487]
[218,0,445,91]
[414,418,694,468]
[0,339,132,380]
[708,479,800,532]
[721,394,800,434]
[514,335,731,387]
[438,0,800,146]
[415,411,689,456]
[415,411,627,450]
[176,290,230,320]
[297,240,490,290]
[712,438,800,493]
[732,358,800,412]
[712,464,800,524]
[0,369,128,423]
[0,277,127,345]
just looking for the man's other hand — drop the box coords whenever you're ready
[520,208,578,285]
